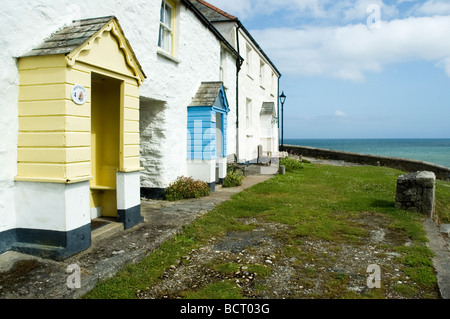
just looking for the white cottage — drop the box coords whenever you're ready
[191,0,282,163]
[138,0,242,197]
[0,0,242,259]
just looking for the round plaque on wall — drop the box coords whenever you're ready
[71,84,87,105]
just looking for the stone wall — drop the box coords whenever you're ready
[395,171,436,218]
[284,145,450,181]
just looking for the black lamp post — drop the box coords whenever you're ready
[279,91,286,151]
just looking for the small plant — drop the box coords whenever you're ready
[164,176,210,201]
[222,166,244,188]
[280,157,304,171]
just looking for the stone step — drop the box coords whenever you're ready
[11,242,66,261]
[440,224,450,237]
[91,220,124,241]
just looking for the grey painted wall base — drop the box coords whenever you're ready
[0,224,91,261]
[118,204,143,230]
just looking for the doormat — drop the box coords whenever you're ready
[91,219,110,230]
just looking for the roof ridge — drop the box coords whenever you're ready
[193,0,237,21]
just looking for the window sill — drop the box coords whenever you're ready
[157,48,180,64]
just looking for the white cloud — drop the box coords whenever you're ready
[412,0,450,16]
[251,15,450,81]
[335,110,347,117]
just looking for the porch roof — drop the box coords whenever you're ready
[189,81,225,107]
[21,16,116,57]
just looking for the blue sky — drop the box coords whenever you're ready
[207,0,450,139]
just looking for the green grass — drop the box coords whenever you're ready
[83,162,450,299]
[436,180,450,223]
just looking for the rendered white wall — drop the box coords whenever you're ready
[138,4,238,189]
[187,160,216,184]
[14,181,90,232]
[212,21,280,162]
[117,171,141,210]
[222,48,237,160]
[237,28,279,162]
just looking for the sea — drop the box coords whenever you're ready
[284,138,450,169]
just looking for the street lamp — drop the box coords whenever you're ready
[279,91,286,151]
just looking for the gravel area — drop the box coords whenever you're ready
[136,212,440,299]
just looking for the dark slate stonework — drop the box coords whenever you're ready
[395,171,436,217]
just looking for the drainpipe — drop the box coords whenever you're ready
[277,76,280,151]
[235,24,242,163]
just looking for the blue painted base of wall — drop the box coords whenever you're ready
[0,224,91,261]
[118,205,143,230]
[0,229,15,256]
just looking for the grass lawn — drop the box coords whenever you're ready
[84,162,450,299]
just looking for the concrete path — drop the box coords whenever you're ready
[0,174,274,299]
[423,219,450,299]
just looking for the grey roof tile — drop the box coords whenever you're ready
[189,82,224,107]
[21,16,115,57]
[260,102,276,116]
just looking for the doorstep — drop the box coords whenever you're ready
[91,218,124,242]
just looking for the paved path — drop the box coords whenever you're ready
[0,175,274,299]
[423,219,450,299]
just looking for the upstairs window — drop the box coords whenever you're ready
[158,0,174,54]
[259,60,265,88]
[220,48,227,84]
[246,44,252,76]
[246,98,252,130]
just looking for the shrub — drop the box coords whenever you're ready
[164,176,210,201]
[222,168,244,188]
[280,157,304,171]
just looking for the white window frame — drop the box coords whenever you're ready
[158,0,174,54]
[246,98,252,131]
[259,60,265,88]
[220,48,226,83]
[246,44,252,77]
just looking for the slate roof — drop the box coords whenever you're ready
[190,0,281,77]
[21,16,116,57]
[260,102,276,116]
[189,82,225,107]
[190,0,237,22]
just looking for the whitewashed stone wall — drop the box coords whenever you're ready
[237,28,279,162]
[213,22,280,162]
[138,4,237,189]
[0,0,238,234]
[221,47,238,161]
